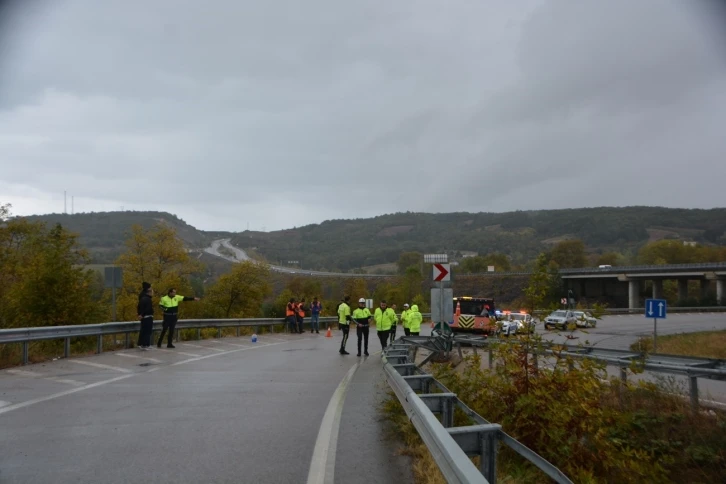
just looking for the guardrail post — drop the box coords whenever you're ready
[480,431,498,483]
[236,326,240,337]
[175,329,179,342]
[97,334,103,354]
[442,396,455,428]
[269,324,274,333]
[217,327,222,338]
[125,332,130,348]
[197,328,201,340]
[22,342,29,365]
[64,338,71,358]
[689,376,699,413]
[254,325,259,334]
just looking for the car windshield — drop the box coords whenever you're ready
[551,311,567,317]
[574,312,584,317]
[510,314,526,320]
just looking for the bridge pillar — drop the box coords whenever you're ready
[677,279,689,302]
[628,280,640,309]
[652,279,663,300]
[717,279,724,306]
[701,279,712,300]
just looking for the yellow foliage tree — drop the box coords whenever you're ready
[203,261,271,318]
[114,224,203,321]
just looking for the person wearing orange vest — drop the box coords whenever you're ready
[286,298,297,333]
[296,298,307,333]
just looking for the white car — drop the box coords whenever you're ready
[573,311,597,328]
[498,312,535,336]
[544,310,577,330]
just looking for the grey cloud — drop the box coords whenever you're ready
[1,0,725,231]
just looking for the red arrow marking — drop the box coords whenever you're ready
[433,263,449,281]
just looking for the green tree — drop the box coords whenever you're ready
[115,224,203,321]
[523,253,561,315]
[550,239,587,268]
[203,261,271,318]
[343,278,369,300]
[0,220,102,328]
[397,251,421,274]
[596,252,623,266]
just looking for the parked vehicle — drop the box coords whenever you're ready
[573,311,597,328]
[544,310,577,330]
[498,311,535,336]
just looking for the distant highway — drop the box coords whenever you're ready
[204,239,389,277]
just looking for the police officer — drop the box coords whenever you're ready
[401,303,411,336]
[389,303,399,345]
[338,296,352,355]
[374,300,396,350]
[158,288,199,348]
[408,304,423,336]
[353,297,372,357]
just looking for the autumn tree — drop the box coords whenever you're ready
[523,253,561,315]
[459,253,511,273]
[203,261,271,318]
[596,252,624,267]
[114,224,203,321]
[549,239,587,268]
[0,217,102,328]
[397,251,421,274]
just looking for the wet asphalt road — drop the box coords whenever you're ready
[0,332,414,484]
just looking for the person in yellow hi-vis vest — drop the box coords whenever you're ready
[374,300,397,350]
[408,304,423,336]
[337,296,352,355]
[158,288,199,348]
[389,303,400,345]
[352,297,372,357]
[401,303,411,336]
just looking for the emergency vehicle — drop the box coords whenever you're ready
[450,296,497,334]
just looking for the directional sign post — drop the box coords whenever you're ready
[645,298,667,353]
[432,263,451,324]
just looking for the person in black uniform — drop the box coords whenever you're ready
[137,282,154,350]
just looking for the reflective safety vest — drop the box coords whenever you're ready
[408,305,423,332]
[400,309,410,328]
[286,303,296,317]
[352,307,372,325]
[338,303,351,325]
[297,303,306,318]
[374,307,396,331]
[160,294,191,317]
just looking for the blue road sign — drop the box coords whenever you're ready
[645,298,667,319]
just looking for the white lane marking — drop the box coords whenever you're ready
[170,341,289,366]
[181,343,225,352]
[157,349,201,357]
[0,401,10,408]
[0,336,299,417]
[306,362,361,484]
[222,343,252,348]
[0,374,134,416]
[261,336,287,343]
[115,353,162,363]
[69,360,132,373]
[6,369,85,387]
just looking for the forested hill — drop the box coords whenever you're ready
[22,207,726,269]
[232,207,726,271]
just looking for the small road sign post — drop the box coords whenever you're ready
[645,298,667,353]
[104,267,123,321]
[431,262,451,325]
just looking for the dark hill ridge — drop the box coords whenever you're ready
[23,207,726,268]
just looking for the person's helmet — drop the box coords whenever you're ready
[358,297,366,303]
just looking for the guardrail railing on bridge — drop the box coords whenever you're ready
[383,340,573,484]
[0,314,433,365]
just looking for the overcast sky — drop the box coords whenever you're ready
[1,0,725,232]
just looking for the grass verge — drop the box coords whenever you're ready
[630,330,726,358]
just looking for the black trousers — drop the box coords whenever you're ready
[377,329,389,350]
[357,325,369,355]
[339,324,350,352]
[389,325,397,344]
[158,316,177,346]
[138,317,153,347]
[409,331,419,336]
[404,328,410,336]
[297,316,304,333]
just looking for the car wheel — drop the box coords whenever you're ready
[545,323,551,330]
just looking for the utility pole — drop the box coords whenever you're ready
[71,196,74,215]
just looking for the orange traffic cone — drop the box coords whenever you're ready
[325,326,332,338]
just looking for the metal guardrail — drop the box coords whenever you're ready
[383,341,573,484]
[0,314,433,365]
[402,333,726,412]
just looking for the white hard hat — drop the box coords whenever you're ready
[358,297,366,303]
[403,303,409,307]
